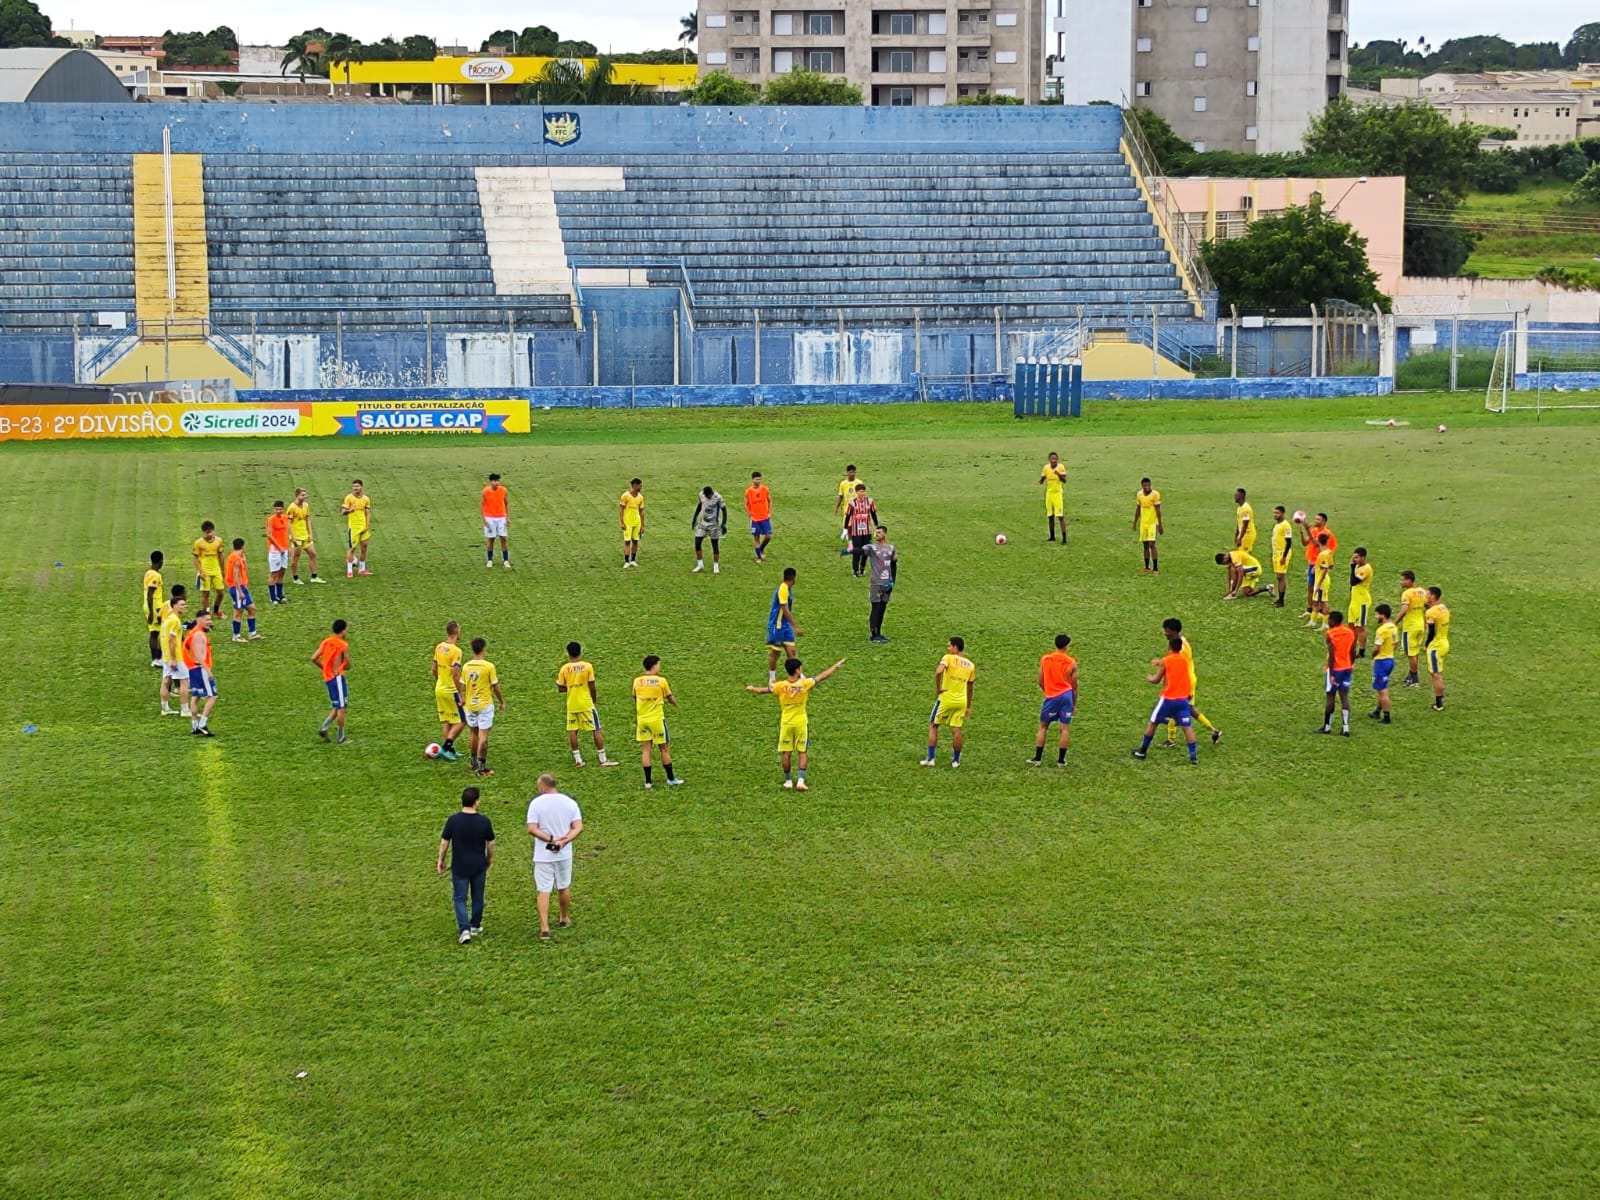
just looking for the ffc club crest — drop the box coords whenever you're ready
[543,111,581,146]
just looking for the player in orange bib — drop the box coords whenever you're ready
[265,501,291,605]
[482,473,511,568]
[223,539,260,643]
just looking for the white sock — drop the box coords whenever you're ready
[768,671,776,684]
[573,751,583,764]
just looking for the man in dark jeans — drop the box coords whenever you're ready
[437,786,494,944]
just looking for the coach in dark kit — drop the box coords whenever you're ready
[864,526,897,644]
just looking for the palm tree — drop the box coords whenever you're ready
[280,34,319,76]
[520,55,643,105]
[679,12,697,46]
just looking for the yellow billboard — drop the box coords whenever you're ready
[342,55,696,91]
[0,400,530,442]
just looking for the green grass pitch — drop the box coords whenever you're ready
[2,395,1598,1197]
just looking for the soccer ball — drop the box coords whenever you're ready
[1386,419,1397,427]
[1292,510,1306,524]
[1437,424,1448,433]
[995,533,1007,545]
[424,742,442,759]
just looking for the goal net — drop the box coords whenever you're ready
[1487,327,1600,412]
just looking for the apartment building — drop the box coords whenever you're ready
[696,0,1044,105]
[1052,0,1348,154]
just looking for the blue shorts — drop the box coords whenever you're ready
[1149,697,1191,726]
[326,676,348,709]
[766,623,794,649]
[1039,690,1075,725]
[1306,564,1317,586]
[188,667,217,698]
[229,585,252,610]
[750,518,772,536]
[1326,667,1354,693]
[1372,658,1395,692]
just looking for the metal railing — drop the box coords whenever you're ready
[1119,102,1215,308]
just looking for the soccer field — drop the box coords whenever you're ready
[3,394,1598,1198]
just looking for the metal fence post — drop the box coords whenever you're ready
[914,307,922,377]
[591,311,599,387]
[425,311,433,384]
[993,306,1001,373]
[163,315,170,379]
[672,308,681,385]
[1449,314,1459,392]
[1230,304,1239,378]
[507,309,517,388]
[754,308,761,385]
[335,311,343,386]
[837,308,846,384]
[72,314,80,383]
[1151,304,1160,379]
[251,312,258,389]
[1309,305,1320,379]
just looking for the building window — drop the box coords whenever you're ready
[928,85,946,104]
[995,11,1018,26]
[807,13,835,35]
[928,13,947,34]
[773,13,793,35]
[995,50,1017,64]
[1195,6,1209,21]
[808,49,837,71]
[705,50,728,64]
[732,50,756,73]
[1194,51,1207,67]
[1246,36,1260,51]
[889,87,914,105]
[928,49,946,71]
[1194,96,1207,111]
[1192,141,1206,152]
[1135,81,1151,97]
[1246,80,1257,95]
[957,48,989,71]
[888,49,914,71]
[1138,0,1153,6]
[1245,124,1258,140]
[889,13,915,35]
[1328,32,1342,60]
[995,87,1017,96]
[958,11,988,34]
[704,12,727,26]
[1136,37,1152,52]
[773,49,794,70]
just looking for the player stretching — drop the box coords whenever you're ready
[1369,603,1398,724]
[265,501,291,605]
[482,473,510,568]
[1233,488,1256,557]
[192,521,225,614]
[1348,547,1373,656]
[746,656,845,790]
[632,655,682,789]
[766,567,800,683]
[745,471,773,562]
[558,642,616,767]
[223,539,260,643]
[1320,610,1357,736]
[432,620,466,762]
[1397,570,1428,687]
[143,550,166,667]
[1040,453,1067,543]
[1270,506,1295,608]
[314,619,351,744]
[619,478,644,568]
[691,485,728,574]
[159,588,189,717]
[1133,478,1163,572]
[286,488,325,584]
[341,480,372,577]
[182,609,217,737]
[1159,618,1221,747]
[1030,634,1078,766]
[462,637,505,777]
[1424,586,1450,711]
[1134,635,1198,764]
[1216,549,1273,599]
[924,636,976,768]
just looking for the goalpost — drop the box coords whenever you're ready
[1487,327,1600,413]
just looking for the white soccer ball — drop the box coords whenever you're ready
[1437,423,1448,433]
[1386,418,1397,427]
[1292,510,1306,524]
[425,742,442,759]
[995,533,1007,545]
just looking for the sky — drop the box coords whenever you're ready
[43,0,1598,54]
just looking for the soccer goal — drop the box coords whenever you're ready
[1487,327,1600,412]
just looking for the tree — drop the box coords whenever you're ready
[1569,163,1600,206]
[280,29,331,76]
[481,25,560,55]
[1130,107,1191,172]
[612,49,697,64]
[400,35,436,60]
[1565,22,1600,65]
[955,93,1022,105]
[679,12,697,46]
[681,70,757,105]
[1201,198,1387,312]
[761,69,862,105]
[0,0,64,47]
[519,55,645,105]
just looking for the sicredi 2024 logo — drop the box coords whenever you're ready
[180,408,302,435]
[460,58,515,83]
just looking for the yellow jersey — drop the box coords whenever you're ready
[1425,602,1451,652]
[433,640,462,694]
[774,675,816,722]
[838,478,865,504]
[619,491,645,520]
[558,660,596,714]
[286,500,312,541]
[939,653,976,701]
[1179,635,1198,689]
[1372,620,1398,662]
[1349,561,1373,605]
[160,609,184,665]
[1315,548,1334,588]
[1235,501,1254,540]
[1272,520,1295,565]
[343,493,371,533]
[1136,490,1161,520]
[142,567,164,626]
[1400,586,1428,633]
[461,657,498,712]
[1040,462,1066,497]
[193,536,224,574]
[1230,549,1261,573]
[633,673,671,721]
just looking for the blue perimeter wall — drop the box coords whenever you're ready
[0,102,1123,156]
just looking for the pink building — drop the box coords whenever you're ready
[1162,176,1406,296]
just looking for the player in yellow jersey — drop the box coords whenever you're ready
[285,487,325,584]
[746,656,845,790]
[191,520,225,613]
[1424,586,1450,711]
[1396,569,1428,687]
[834,465,865,557]
[461,636,504,776]
[1039,453,1067,544]
[1160,617,1222,746]
[1348,547,1374,656]
[341,479,372,577]
[1133,477,1163,573]
[923,636,976,767]
[557,641,616,768]
[159,589,189,718]
[632,654,682,789]
[1232,487,1256,554]
[619,478,645,568]
[431,620,465,762]
[1215,549,1273,599]
[1309,533,1334,630]
[142,550,166,668]
[1368,603,1398,725]
[1269,505,1295,608]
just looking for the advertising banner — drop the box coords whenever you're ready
[0,399,529,442]
[308,399,529,436]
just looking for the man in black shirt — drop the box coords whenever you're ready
[438,787,495,944]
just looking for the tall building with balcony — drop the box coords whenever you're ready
[696,1,1043,105]
[1051,0,1347,153]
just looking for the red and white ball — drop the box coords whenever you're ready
[1292,510,1306,524]
[424,742,442,759]
[994,533,1007,545]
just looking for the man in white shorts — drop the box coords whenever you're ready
[526,773,583,941]
[481,473,510,568]
[160,588,190,717]
[461,636,505,778]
